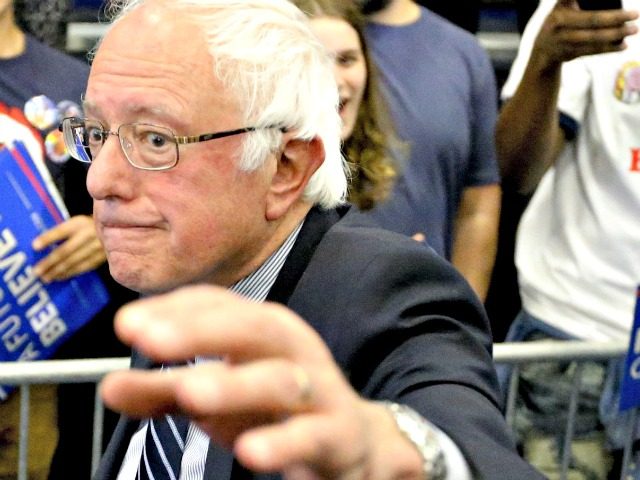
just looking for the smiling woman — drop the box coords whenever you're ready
[292,0,399,210]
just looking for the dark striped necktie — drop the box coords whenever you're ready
[137,413,190,480]
[137,363,191,480]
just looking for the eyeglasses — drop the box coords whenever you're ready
[59,117,282,171]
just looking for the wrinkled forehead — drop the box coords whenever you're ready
[96,3,207,72]
[87,4,240,126]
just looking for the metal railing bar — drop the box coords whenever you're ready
[505,364,520,428]
[494,341,627,363]
[18,384,29,480]
[91,389,105,475]
[0,358,130,384]
[620,408,639,480]
[0,341,628,384]
[560,362,584,480]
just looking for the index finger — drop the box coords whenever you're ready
[114,286,332,365]
[32,222,73,250]
[32,215,95,250]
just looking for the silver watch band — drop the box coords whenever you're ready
[379,401,447,480]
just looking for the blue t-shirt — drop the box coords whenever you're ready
[0,34,89,208]
[353,8,500,258]
[0,35,88,107]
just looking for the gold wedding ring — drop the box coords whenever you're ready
[293,365,313,408]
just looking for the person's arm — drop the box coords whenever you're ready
[496,54,565,194]
[100,287,428,479]
[451,183,501,302]
[496,0,638,194]
[98,279,541,479]
[449,37,500,302]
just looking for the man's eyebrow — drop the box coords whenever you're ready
[338,48,361,55]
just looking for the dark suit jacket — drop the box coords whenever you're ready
[94,206,544,480]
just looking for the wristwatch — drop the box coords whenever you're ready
[379,401,447,480]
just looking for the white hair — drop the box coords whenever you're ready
[104,0,348,209]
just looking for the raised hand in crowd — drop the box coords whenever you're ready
[496,0,638,193]
[536,0,637,65]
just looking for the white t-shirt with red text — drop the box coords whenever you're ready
[503,0,640,341]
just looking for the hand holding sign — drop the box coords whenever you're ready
[32,215,107,283]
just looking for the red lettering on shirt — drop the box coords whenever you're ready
[630,148,640,172]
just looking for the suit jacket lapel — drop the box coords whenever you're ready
[266,206,342,304]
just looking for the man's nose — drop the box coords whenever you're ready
[86,135,136,201]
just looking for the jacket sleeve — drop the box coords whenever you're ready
[289,225,544,479]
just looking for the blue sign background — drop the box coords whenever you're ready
[0,142,110,399]
[619,286,640,411]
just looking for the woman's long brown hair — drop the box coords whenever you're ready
[293,0,401,210]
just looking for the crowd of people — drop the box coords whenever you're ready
[1,0,639,479]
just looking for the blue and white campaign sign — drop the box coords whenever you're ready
[620,286,640,411]
[0,140,110,401]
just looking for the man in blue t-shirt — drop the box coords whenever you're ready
[355,0,501,303]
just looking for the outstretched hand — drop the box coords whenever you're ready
[100,286,424,479]
[533,0,638,67]
[32,215,107,282]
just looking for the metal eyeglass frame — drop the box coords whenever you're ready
[59,116,285,171]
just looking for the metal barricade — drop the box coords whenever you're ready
[494,340,634,480]
[0,341,636,480]
[0,357,129,480]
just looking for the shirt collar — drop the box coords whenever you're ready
[228,221,303,303]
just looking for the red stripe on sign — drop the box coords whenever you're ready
[10,147,65,224]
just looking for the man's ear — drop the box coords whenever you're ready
[266,135,324,221]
